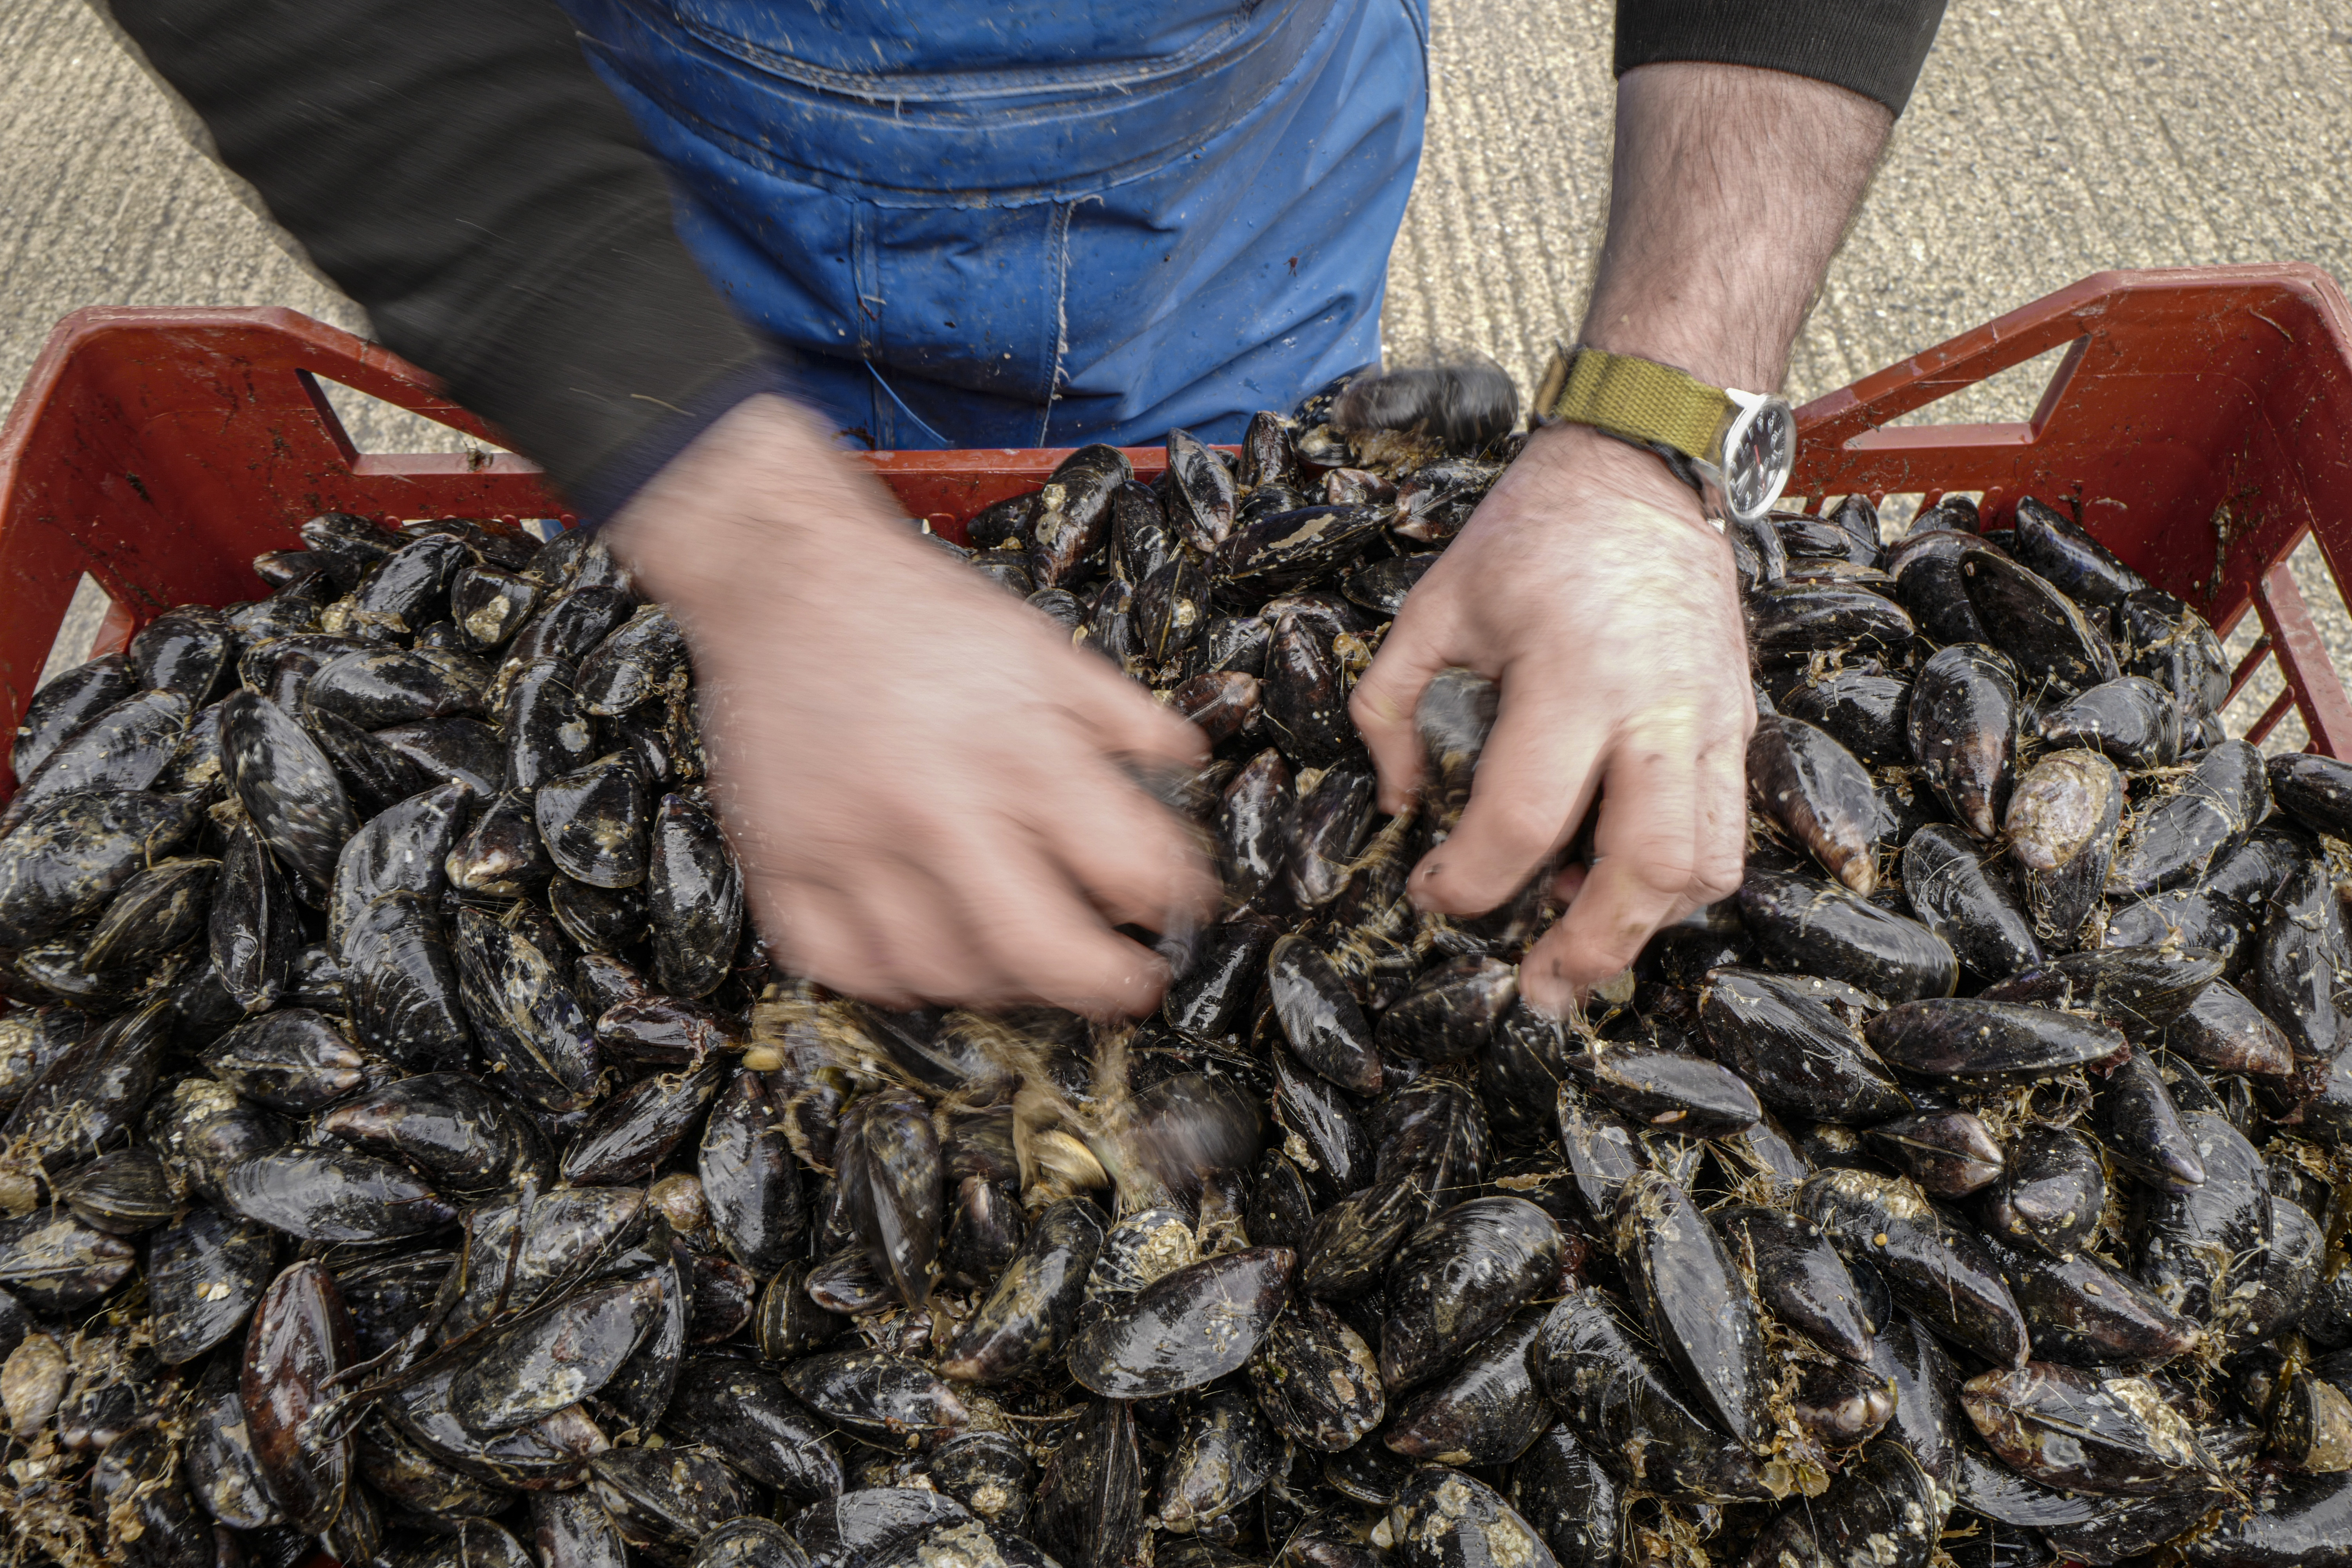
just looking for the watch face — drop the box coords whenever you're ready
[1721,398,1797,524]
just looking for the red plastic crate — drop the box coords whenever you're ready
[4,265,2351,804]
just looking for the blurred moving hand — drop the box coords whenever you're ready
[607,395,1218,1018]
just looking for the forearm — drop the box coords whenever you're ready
[1579,62,1894,394]
[100,0,775,511]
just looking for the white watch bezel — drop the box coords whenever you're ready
[1714,389,1797,527]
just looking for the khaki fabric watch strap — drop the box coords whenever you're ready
[1535,347,1733,465]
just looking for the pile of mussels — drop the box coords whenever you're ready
[7,370,2352,1568]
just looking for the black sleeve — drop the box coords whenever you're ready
[102,0,782,515]
[1615,0,1948,116]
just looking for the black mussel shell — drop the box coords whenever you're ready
[2092,1046,2206,1191]
[1962,1359,2216,1495]
[779,1350,967,1448]
[1534,1288,1779,1502]
[240,1259,356,1534]
[220,690,358,898]
[10,652,132,782]
[1033,1396,1147,1568]
[1909,642,2018,839]
[2040,675,2181,768]
[1716,1202,1876,1361]
[221,1147,456,1242]
[831,1085,944,1308]
[647,792,743,1000]
[130,604,236,702]
[1300,1170,1423,1300]
[1903,823,2040,981]
[1698,968,1910,1123]
[2011,495,2148,608]
[1866,997,2124,1077]
[578,604,687,715]
[1799,1167,2029,1367]
[204,1007,367,1113]
[1749,712,1890,893]
[1981,1232,2196,1368]
[53,1147,175,1235]
[317,1069,543,1195]
[697,1067,808,1275]
[1387,1463,1560,1568]
[0,789,198,948]
[1381,1197,1558,1389]
[328,779,470,947]
[1613,1170,1773,1450]
[560,1051,726,1187]
[1864,1110,2006,1196]
[1164,430,1237,555]
[1030,445,1130,587]
[588,1442,752,1564]
[1067,1246,1293,1398]
[1261,614,1352,767]
[4,997,172,1171]
[451,1271,664,1435]
[938,1196,1103,1384]
[303,647,489,731]
[0,687,191,835]
[2107,738,2269,897]
[1220,748,1295,909]
[1738,867,1957,1001]
[1159,1387,1281,1533]
[344,888,473,1071]
[1249,1296,1386,1452]
[453,903,599,1111]
[1960,548,2120,697]
[1980,1125,2106,1259]
[2135,1108,2272,1328]
[537,752,652,888]
[0,1205,136,1310]
[452,563,540,650]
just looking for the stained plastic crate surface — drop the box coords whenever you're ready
[5,266,2352,804]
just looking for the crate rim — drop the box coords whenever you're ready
[4,263,2352,771]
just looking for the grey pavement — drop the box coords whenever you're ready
[4,0,2350,740]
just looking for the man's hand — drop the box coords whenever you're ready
[606,396,1218,1016]
[1352,61,1896,1014]
[1352,424,1752,1013]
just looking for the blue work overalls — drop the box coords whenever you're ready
[555,0,1431,447]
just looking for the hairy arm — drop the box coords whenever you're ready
[1353,56,1913,1015]
[1583,62,1895,395]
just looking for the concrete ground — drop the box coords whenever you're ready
[4,0,2350,739]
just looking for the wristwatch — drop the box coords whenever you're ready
[1532,345,1797,528]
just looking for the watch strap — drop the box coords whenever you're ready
[1534,346,1733,466]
